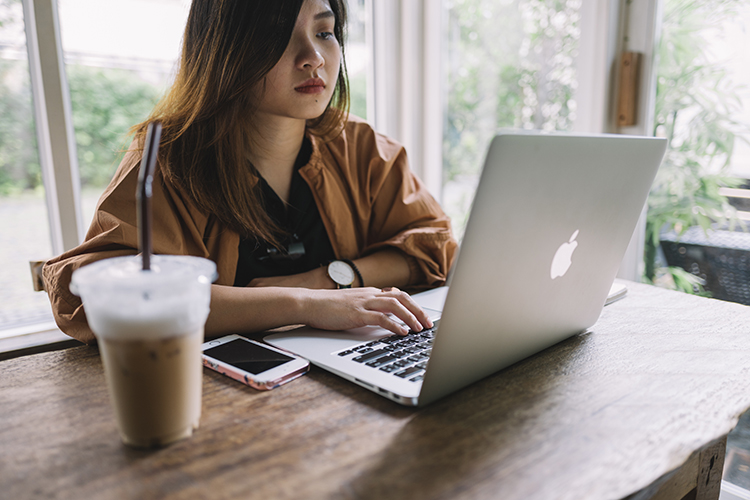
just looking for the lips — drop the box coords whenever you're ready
[295,78,326,94]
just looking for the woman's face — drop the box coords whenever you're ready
[255,0,342,123]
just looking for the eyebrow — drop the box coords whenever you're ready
[314,10,335,21]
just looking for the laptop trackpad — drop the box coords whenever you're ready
[265,325,390,359]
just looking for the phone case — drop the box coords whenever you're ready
[202,346,309,390]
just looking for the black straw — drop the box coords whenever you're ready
[137,121,162,271]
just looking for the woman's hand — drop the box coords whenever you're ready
[300,287,433,336]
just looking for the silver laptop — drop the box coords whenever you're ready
[265,131,667,406]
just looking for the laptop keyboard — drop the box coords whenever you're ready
[333,324,437,383]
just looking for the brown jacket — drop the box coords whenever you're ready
[43,117,458,344]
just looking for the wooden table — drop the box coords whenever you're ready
[2,282,750,500]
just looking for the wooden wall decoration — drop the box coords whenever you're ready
[618,51,642,127]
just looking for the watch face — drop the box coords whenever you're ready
[328,261,355,286]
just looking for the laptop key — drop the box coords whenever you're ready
[366,355,397,368]
[395,366,423,378]
[409,374,424,382]
[353,349,389,363]
[337,350,354,357]
[379,364,401,373]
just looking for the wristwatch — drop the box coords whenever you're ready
[327,260,356,289]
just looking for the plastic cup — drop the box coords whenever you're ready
[70,254,216,448]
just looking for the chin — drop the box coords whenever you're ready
[294,105,332,121]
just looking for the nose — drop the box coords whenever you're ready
[296,36,325,70]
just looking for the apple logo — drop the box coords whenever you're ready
[550,230,579,279]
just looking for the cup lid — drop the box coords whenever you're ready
[70,254,217,297]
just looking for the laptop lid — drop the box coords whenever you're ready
[266,132,667,406]
[416,131,666,404]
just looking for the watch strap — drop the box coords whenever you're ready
[342,259,364,288]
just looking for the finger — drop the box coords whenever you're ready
[366,296,424,333]
[364,311,409,336]
[380,289,433,330]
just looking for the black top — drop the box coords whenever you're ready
[234,139,336,287]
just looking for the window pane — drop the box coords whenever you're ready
[346,0,368,119]
[58,0,190,228]
[0,0,56,331]
[648,0,750,299]
[442,0,581,237]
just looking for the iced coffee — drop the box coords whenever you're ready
[71,254,216,448]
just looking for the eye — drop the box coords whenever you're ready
[318,32,335,41]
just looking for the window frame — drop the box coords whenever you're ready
[367,0,443,201]
[23,0,83,255]
[0,0,86,353]
[614,0,663,281]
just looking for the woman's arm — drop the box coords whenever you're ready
[205,282,432,337]
[246,248,411,289]
[306,120,458,290]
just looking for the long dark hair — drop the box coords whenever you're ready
[132,0,349,245]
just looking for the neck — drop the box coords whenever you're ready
[248,116,307,204]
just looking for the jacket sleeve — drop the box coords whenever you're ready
[359,131,458,288]
[42,150,213,344]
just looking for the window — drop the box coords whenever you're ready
[58,0,191,227]
[647,0,750,300]
[346,0,368,119]
[442,0,582,237]
[0,0,55,333]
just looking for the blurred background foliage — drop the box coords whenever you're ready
[67,66,161,188]
[0,62,159,193]
[0,0,39,194]
[645,0,748,291]
[443,0,749,295]
[0,59,40,194]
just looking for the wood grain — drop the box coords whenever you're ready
[618,51,641,126]
[1,281,750,500]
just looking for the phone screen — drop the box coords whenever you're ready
[203,339,294,375]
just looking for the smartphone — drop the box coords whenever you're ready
[202,334,310,390]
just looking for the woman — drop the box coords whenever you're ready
[43,0,457,345]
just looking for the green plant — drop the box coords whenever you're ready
[0,0,41,194]
[0,62,41,195]
[66,65,161,188]
[645,0,748,288]
[0,47,160,193]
